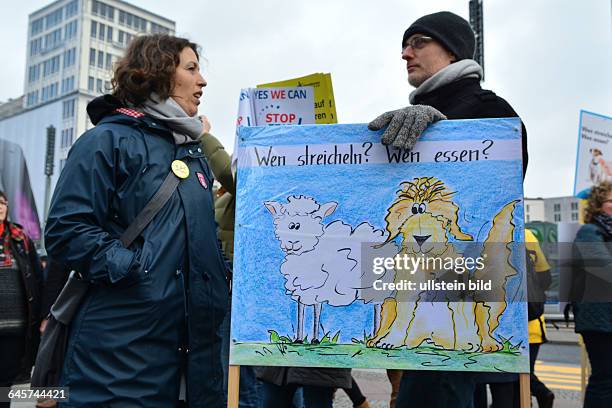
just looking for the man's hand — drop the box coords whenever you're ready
[368,105,446,150]
[199,115,211,134]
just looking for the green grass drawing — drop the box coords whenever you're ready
[231,334,529,373]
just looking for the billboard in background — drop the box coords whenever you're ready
[574,110,612,196]
[0,138,42,240]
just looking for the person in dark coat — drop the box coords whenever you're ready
[367,11,528,408]
[44,35,229,407]
[573,181,612,407]
[0,190,42,405]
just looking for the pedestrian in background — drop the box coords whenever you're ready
[45,34,229,407]
[573,181,612,407]
[0,190,42,407]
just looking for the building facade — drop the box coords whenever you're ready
[0,0,174,224]
[525,196,581,223]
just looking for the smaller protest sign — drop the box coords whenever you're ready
[574,110,612,196]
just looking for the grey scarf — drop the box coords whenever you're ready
[409,59,483,104]
[141,94,203,145]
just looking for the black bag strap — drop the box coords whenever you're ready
[120,171,180,248]
[47,171,181,322]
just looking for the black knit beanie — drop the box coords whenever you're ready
[403,11,475,61]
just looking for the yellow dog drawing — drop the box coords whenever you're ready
[367,177,519,352]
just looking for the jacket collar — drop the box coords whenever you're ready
[87,95,172,134]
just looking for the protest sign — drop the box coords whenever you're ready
[258,73,338,124]
[233,86,315,163]
[230,118,529,373]
[574,110,612,196]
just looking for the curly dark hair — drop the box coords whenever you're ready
[111,34,199,107]
[584,181,612,223]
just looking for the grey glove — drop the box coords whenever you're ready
[368,105,447,150]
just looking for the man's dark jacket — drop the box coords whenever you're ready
[413,77,528,176]
[395,76,529,408]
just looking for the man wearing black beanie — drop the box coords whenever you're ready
[368,10,532,408]
[369,10,528,175]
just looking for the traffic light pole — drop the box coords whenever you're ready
[43,125,56,242]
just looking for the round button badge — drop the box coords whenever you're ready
[171,160,190,179]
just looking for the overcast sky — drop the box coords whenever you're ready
[1,0,610,198]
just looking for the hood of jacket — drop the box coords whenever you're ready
[86,95,125,125]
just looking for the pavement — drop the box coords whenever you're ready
[332,323,585,408]
[9,324,586,407]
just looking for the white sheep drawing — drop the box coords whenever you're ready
[264,195,398,343]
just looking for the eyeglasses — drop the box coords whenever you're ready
[402,36,434,51]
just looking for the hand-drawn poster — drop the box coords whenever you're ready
[574,110,612,196]
[231,118,529,373]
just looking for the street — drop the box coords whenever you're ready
[8,325,586,407]
[333,325,585,408]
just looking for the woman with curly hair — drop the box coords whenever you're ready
[45,35,229,407]
[573,181,612,407]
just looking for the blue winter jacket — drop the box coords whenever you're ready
[573,223,612,333]
[45,95,229,407]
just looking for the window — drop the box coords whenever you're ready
[571,212,579,221]
[92,1,114,21]
[89,48,96,66]
[44,28,63,50]
[105,53,112,70]
[26,90,39,106]
[62,99,75,119]
[42,55,60,76]
[61,128,74,148]
[97,78,103,93]
[45,8,63,29]
[65,0,78,18]
[571,202,578,210]
[97,50,104,68]
[88,76,95,91]
[31,18,44,35]
[98,23,105,40]
[104,80,110,92]
[91,21,97,37]
[61,76,75,93]
[64,20,77,40]
[106,26,113,42]
[63,48,76,68]
[150,22,170,34]
[525,204,530,212]
[28,65,40,82]
[41,83,58,102]
[526,215,530,222]
[554,214,561,222]
[60,159,67,173]
[553,203,561,212]
[119,10,147,31]
[30,38,42,56]
[118,30,133,46]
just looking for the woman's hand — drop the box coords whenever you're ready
[40,318,49,334]
[199,115,211,134]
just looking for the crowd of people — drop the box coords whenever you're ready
[1,9,610,408]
